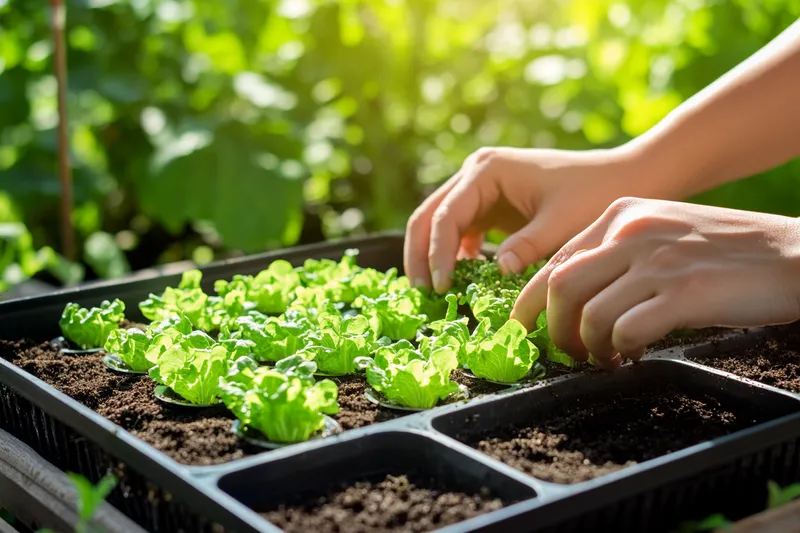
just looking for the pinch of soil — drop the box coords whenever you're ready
[689,329,800,393]
[0,339,248,466]
[331,375,404,429]
[261,473,507,533]
[458,381,770,485]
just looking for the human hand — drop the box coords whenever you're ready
[403,145,676,294]
[511,197,800,370]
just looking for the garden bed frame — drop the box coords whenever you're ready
[0,232,798,533]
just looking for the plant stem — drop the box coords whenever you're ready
[50,0,75,261]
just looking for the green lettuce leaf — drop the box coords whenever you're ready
[355,341,459,409]
[139,269,214,331]
[422,293,470,364]
[462,283,518,331]
[59,299,126,349]
[298,312,375,374]
[231,314,314,363]
[466,319,539,383]
[214,259,300,314]
[147,336,230,405]
[104,327,152,372]
[357,289,427,340]
[529,310,576,368]
[219,363,339,443]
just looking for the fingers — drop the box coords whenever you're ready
[495,204,556,275]
[580,272,656,364]
[613,295,677,356]
[543,244,631,362]
[404,175,461,288]
[428,162,496,293]
[510,219,608,331]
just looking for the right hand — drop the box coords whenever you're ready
[404,145,670,293]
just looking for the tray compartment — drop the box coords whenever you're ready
[0,380,224,533]
[506,412,800,533]
[217,430,538,533]
[431,359,800,486]
[684,322,800,395]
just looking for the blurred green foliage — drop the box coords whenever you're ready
[0,0,799,290]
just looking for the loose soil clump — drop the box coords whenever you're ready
[456,381,771,485]
[261,472,508,533]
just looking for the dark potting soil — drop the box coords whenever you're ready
[332,375,404,429]
[260,473,507,533]
[0,339,247,466]
[648,327,740,352]
[451,369,509,396]
[457,381,770,485]
[0,341,424,465]
[689,327,800,393]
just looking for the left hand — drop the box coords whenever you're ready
[510,197,800,370]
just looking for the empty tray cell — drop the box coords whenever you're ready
[217,431,537,533]
[432,360,800,485]
[688,324,800,394]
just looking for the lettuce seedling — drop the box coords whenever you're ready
[462,283,518,331]
[207,288,254,332]
[104,327,152,371]
[355,340,459,409]
[465,318,539,383]
[214,259,300,314]
[231,314,313,363]
[219,360,339,443]
[356,289,428,340]
[139,270,214,331]
[298,312,375,375]
[423,293,470,364]
[59,299,126,349]
[529,310,576,368]
[147,333,230,405]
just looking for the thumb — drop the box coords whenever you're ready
[495,209,564,275]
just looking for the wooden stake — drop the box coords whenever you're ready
[49,0,75,261]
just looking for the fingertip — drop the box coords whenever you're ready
[497,251,522,275]
[431,269,452,295]
[411,277,431,290]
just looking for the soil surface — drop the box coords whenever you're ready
[457,381,772,485]
[689,328,800,393]
[0,340,465,465]
[332,375,404,429]
[0,339,247,466]
[451,369,510,396]
[648,327,740,352]
[261,473,507,533]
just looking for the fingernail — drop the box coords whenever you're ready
[498,251,522,275]
[432,269,446,294]
[412,277,429,289]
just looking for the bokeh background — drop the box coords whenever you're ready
[1,0,800,295]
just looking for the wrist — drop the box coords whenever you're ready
[599,140,694,202]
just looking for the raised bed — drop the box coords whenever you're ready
[0,232,798,533]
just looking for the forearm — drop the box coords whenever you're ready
[627,18,800,199]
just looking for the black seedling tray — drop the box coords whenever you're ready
[0,232,799,533]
